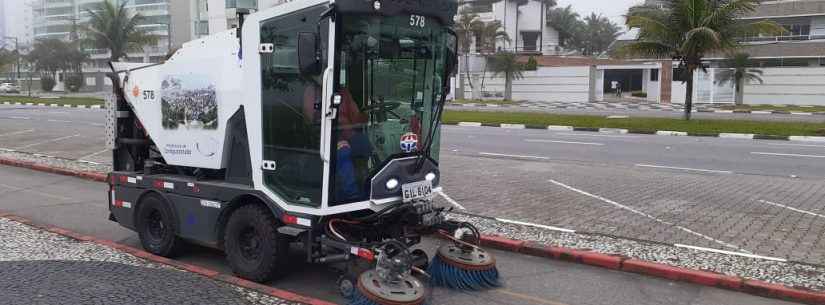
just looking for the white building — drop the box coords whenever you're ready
[461,0,560,55]
[1,0,35,48]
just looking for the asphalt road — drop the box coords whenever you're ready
[1,104,825,264]
[0,165,796,305]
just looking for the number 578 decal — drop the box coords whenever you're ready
[410,15,426,28]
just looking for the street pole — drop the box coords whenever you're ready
[2,36,20,82]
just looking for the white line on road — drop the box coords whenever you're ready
[555,133,638,138]
[758,199,825,219]
[47,119,73,123]
[524,139,605,146]
[438,191,466,210]
[8,116,31,120]
[751,152,825,158]
[479,152,549,160]
[78,149,110,161]
[15,134,81,150]
[764,143,825,148]
[548,179,745,251]
[673,244,786,262]
[495,217,576,233]
[635,164,733,174]
[0,129,34,137]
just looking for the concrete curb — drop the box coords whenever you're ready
[4,159,825,305]
[478,235,825,305]
[447,103,825,116]
[0,213,337,305]
[0,156,107,182]
[0,101,103,109]
[447,122,825,142]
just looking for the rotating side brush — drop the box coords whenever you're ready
[428,223,500,290]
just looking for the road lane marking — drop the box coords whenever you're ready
[15,134,81,149]
[674,244,786,262]
[495,217,576,233]
[493,289,571,305]
[0,129,34,137]
[525,139,605,146]
[751,152,825,158]
[47,119,73,123]
[79,149,110,161]
[548,179,745,252]
[479,152,549,160]
[758,199,825,219]
[7,116,31,120]
[437,191,465,210]
[554,133,638,138]
[635,164,733,174]
[764,143,825,148]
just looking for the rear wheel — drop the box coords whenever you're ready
[136,194,182,257]
[224,204,287,283]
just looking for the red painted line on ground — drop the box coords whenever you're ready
[4,157,825,305]
[0,213,337,305]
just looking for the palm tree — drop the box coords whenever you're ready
[579,13,622,56]
[475,21,510,94]
[547,5,582,50]
[716,52,763,105]
[455,10,483,99]
[84,0,156,63]
[487,51,525,101]
[619,0,783,120]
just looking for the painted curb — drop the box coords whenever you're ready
[0,213,337,305]
[0,156,107,182]
[0,101,104,109]
[446,122,820,142]
[479,235,825,305]
[4,160,825,305]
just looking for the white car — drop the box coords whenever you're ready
[0,82,20,93]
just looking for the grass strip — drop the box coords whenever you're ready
[719,104,825,113]
[443,110,825,137]
[0,95,104,107]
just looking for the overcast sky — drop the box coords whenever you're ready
[557,0,646,39]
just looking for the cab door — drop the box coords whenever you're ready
[259,5,329,207]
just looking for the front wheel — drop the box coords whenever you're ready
[224,204,288,283]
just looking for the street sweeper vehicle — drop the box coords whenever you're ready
[105,0,499,304]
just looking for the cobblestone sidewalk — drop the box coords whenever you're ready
[0,217,297,305]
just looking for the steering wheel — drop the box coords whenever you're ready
[364,100,403,120]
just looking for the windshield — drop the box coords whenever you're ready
[331,14,454,204]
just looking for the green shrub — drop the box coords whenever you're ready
[64,73,84,92]
[631,91,647,98]
[41,76,56,92]
[525,56,538,71]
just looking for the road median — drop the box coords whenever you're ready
[445,110,825,140]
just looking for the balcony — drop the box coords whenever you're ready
[739,34,825,43]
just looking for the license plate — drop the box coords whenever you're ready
[402,180,433,203]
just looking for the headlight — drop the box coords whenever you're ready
[425,172,436,181]
[386,179,399,190]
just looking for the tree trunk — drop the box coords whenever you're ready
[735,78,744,105]
[684,71,694,120]
[456,56,465,100]
[464,53,474,92]
[504,72,513,101]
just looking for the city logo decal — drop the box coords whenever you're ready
[400,132,419,153]
[132,85,140,98]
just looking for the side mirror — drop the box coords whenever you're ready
[298,32,320,76]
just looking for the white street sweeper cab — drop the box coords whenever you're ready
[106,0,499,304]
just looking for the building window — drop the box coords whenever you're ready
[650,69,659,81]
[672,68,688,82]
[521,31,539,52]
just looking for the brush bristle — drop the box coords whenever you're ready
[348,289,383,305]
[428,255,500,290]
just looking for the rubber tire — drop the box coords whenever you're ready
[136,194,182,257]
[224,204,288,283]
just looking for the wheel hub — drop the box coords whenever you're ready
[239,227,261,261]
[356,270,425,305]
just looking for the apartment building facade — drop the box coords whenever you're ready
[461,0,560,55]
